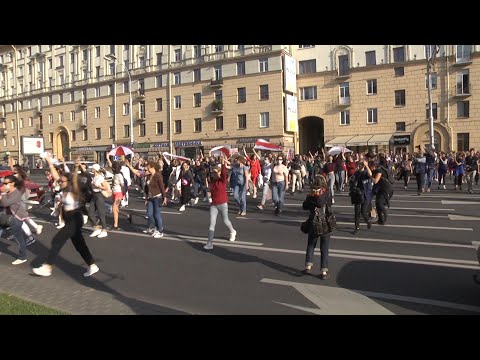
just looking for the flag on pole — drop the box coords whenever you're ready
[210,145,232,157]
[254,139,282,152]
[162,152,189,166]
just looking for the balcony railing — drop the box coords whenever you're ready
[136,112,146,122]
[453,83,471,97]
[210,79,224,88]
[137,88,145,100]
[338,96,351,106]
[336,69,351,79]
[80,118,88,128]
[211,100,223,114]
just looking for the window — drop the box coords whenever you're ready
[260,85,269,100]
[426,72,438,90]
[109,126,114,139]
[139,56,146,67]
[156,75,162,88]
[124,125,130,138]
[59,112,64,123]
[193,46,201,58]
[20,118,24,128]
[156,98,163,111]
[108,84,113,95]
[457,133,469,151]
[259,58,268,72]
[124,81,129,93]
[367,108,378,124]
[96,128,101,140]
[238,114,247,129]
[340,82,350,98]
[49,77,53,87]
[393,46,405,62]
[70,52,75,65]
[71,130,76,142]
[367,79,377,95]
[108,105,114,117]
[82,129,88,141]
[124,60,129,70]
[174,49,181,62]
[28,117,33,127]
[156,122,163,135]
[214,65,222,80]
[48,133,53,144]
[123,103,130,115]
[83,49,88,61]
[108,63,115,75]
[394,67,404,76]
[174,120,182,134]
[70,91,75,102]
[396,122,406,132]
[48,114,53,124]
[194,93,201,107]
[95,87,100,97]
[260,112,270,128]
[215,45,224,53]
[110,45,115,55]
[95,66,100,79]
[426,103,438,119]
[95,107,100,118]
[299,86,317,100]
[82,109,87,121]
[156,52,162,65]
[456,45,471,62]
[338,55,349,76]
[215,90,222,101]
[174,72,181,85]
[457,101,469,118]
[70,110,76,121]
[194,118,202,132]
[193,69,201,82]
[124,45,129,51]
[340,111,350,125]
[139,101,146,118]
[457,71,470,94]
[11,137,15,146]
[299,59,316,74]
[395,90,406,106]
[95,46,100,57]
[138,79,144,90]
[174,95,181,109]
[83,69,88,80]
[139,123,146,137]
[237,88,246,103]
[215,116,223,131]
[48,58,52,69]
[28,64,32,75]
[299,45,314,49]
[237,61,245,75]
[365,51,376,66]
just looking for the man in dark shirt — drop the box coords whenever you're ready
[465,148,477,193]
[349,160,373,233]
[371,159,393,225]
[193,159,208,203]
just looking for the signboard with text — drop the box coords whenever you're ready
[393,135,411,145]
[283,55,297,94]
[21,136,45,155]
[285,94,298,132]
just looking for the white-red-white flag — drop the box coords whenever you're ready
[210,145,232,157]
[254,139,282,152]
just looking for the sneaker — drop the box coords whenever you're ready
[97,230,108,238]
[83,264,99,277]
[253,194,257,199]
[153,231,164,238]
[90,228,102,237]
[353,228,360,234]
[179,205,186,212]
[240,211,246,216]
[194,197,199,205]
[332,198,335,204]
[56,223,65,229]
[203,242,213,250]
[36,225,43,235]
[26,237,36,246]
[319,271,329,280]
[142,228,155,234]
[83,215,88,224]
[404,186,408,190]
[443,185,446,190]
[12,259,27,265]
[208,198,212,204]
[33,264,52,277]
[202,197,208,202]
[247,191,251,196]
[256,205,264,210]
[229,230,237,242]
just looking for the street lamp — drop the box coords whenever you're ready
[104,54,133,145]
[11,45,21,164]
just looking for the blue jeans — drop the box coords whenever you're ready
[425,168,435,189]
[272,181,286,211]
[306,233,330,270]
[234,184,246,212]
[10,218,27,261]
[208,203,235,243]
[194,181,207,198]
[147,197,164,232]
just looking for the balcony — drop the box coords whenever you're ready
[452,84,471,98]
[79,98,87,108]
[80,118,88,128]
[210,79,224,88]
[452,57,472,66]
[35,106,42,116]
[253,45,272,54]
[211,100,223,114]
[35,125,43,134]
[336,70,351,80]
[0,113,5,121]
[0,129,7,138]
[136,88,146,100]
[136,112,146,123]
[338,96,351,106]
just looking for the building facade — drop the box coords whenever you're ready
[0,44,479,165]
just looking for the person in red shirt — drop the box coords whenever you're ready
[249,153,261,199]
[346,155,358,180]
[204,155,237,250]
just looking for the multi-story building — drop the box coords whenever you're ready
[0,44,479,166]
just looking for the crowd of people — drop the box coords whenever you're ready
[1,144,479,280]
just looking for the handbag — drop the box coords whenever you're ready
[101,182,113,198]
[0,213,13,228]
[300,218,312,234]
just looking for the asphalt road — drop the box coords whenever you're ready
[3,178,480,315]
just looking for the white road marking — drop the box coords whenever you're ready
[332,235,474,249]
[448,214,480,221]
[442,200,480,205]
[336,212,447,219]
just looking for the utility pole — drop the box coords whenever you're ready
[167,45,173,154]
[11,45,21,164]
[426,45,438,150]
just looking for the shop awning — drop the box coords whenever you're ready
[325,135,355,147]
[346,135,373,146]
[368,133,393,145]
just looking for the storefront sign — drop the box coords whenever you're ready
[135,143,151,149]
[393,135,411,145]
[152,142,170,148]
[236,138,270,144]
[174,140,202,147]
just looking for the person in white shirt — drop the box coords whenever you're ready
[87,164,109,238]
[120,159,131,207]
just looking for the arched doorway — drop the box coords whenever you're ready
[412,123,450,153]
[421,130,441,152]
[53,127,70,160]
[299,116,324,155]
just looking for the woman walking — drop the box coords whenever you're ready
[87,164,109,238]
[301,175,335,280]
[203,155,237,250]
[271,155,289,216]
[33,156,100,277]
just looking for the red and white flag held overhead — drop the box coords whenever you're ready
[210,145,232,157]
[254,139,282,152]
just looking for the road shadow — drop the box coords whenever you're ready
[335,259,480,315]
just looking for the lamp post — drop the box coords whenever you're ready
[426,45,439,150]
[11,45,21,164]
[104,54,133,145]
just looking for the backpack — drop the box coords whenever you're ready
[312,203,337,236]
[380,166,394,184]
[349,176,363,205]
